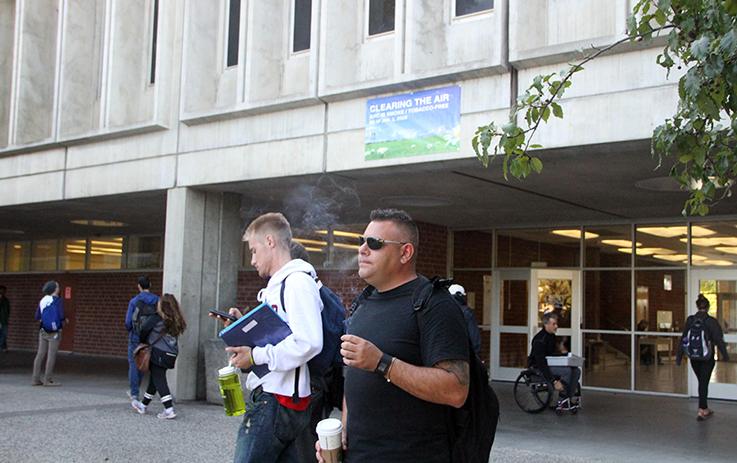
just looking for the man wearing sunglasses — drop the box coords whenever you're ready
[317,209,469,463]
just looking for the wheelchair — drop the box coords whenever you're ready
[513,367,581,415]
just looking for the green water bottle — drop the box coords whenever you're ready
[218,365,246,416]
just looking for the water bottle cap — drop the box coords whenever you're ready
[218,365,237,376]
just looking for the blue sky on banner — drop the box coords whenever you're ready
[365,86,461,144]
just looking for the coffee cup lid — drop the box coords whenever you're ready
[218,365,237,376]
[316,418,342,435]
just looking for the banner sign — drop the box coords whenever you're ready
[364,85,461,161]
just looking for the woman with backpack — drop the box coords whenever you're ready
[676,294,729,421]
[131,293,186,419]
[31,281,66,386]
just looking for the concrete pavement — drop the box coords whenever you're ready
[1,350,735,462]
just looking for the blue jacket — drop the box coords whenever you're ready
[125,291,160,341]
[35,295,65,332]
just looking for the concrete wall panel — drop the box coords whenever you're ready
[107,0,155,127]
[182,0,236,114]
[320,0,396,94]
[530,86,678,149]
[15,0,58,145]
[0,0,15,147]
[65,130,177,169]
[0,148,65,179]
[177,135,324,186]
[510,0,628,66]
[64,155,176,198]
[179,104,325,153]
[0,171,64,206]
[406,0,503,76]
[59,0,104,138]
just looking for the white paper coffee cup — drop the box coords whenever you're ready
[316,418,343,463]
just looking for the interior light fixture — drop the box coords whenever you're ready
[294,238,328,247]
[550,230,599,239]
[617,247,675,255]
[652,254,689,262]
[70,219,127,227]
[637,225,715,238]
[689,237,737,247]
[303,246,324,253]
[315,230,363,239]
[716,246,737,255]
[602,239,641,248]
[699,259,734,266]
[333,243,360,250]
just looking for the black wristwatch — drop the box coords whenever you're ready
[374,353,393,377]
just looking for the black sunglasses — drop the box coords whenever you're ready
[359,235,407,250]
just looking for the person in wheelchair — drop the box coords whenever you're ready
[527,311,580,410]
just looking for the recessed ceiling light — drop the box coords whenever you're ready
[634,176,682,192]
[698,259,734,266]
[690,237,737,246]
[0,229,25,235]
[602,239,641,248]
[551,230,599,239]
[70,219,127,227]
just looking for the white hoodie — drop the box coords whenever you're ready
[247,258,324,398]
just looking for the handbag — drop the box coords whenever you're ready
[133,332,164,373]
[133,343,152,373]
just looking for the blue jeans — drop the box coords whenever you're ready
[127,334,142,399]
[233,387,313,463]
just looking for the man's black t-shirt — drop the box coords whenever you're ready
[344,278,469,463]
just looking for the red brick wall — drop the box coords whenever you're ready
[0,272,162,357]
[416,222,448,277]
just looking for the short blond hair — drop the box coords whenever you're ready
[244,212,292,250]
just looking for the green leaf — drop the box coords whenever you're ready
[541,106,551,123]
[690,36,711,60]
[530,157,544,174]
[718,29,737,55]
[654,8,667,26]
[551,102,564,118]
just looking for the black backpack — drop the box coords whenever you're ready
[131,300,158,337]
[682,316,712,360]
[352,276,499,463]
[280,272,346,411]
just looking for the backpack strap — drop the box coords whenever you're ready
[279,271,316,404]
[350,285,375,317]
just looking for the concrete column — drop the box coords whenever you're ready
[162,187,241,400]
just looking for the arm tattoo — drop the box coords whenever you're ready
[436,360,470,386]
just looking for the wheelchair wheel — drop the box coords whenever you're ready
[514,370,552,413]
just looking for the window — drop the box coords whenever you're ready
[150,0,159,84]
[292,0,311,52]
[31,240,58,271]
[368,0,395,36]
[127,235,162,269]
[60,239,86,270]
[0,242,4,271]
[6,241,30,272]
[454,0,493,17]
[226,0,241,67]
[88,237,124,270]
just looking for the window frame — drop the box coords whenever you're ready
[365,0,396,39]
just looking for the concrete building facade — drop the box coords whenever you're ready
[1,0,736,402]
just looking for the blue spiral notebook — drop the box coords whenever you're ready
[218,301,292,378]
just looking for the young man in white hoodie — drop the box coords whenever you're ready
[225,212,323,463]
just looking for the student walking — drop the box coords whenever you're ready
[676,294,729,421]
[131,293,186,419]
[31,281,65,386]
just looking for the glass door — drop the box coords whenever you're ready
[530,269,582,359]
[689,270,737,400]
[491,269,530,381]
